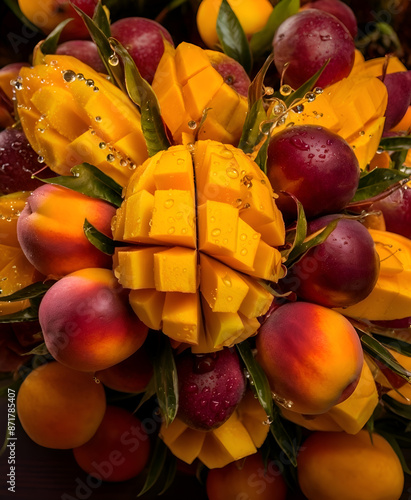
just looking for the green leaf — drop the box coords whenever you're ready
[284,60,329,108]
[40,19,74,55]
[92,1,111,38]
[22,343,49,356]
[238,53,274,155]
[71,3,125,91]
[83,219,116,255]
[270,404,298,467]
[361,334,411,383]
[350,168,409,203]
[216,0,252,74]
[37,163,123,207]
[109,38,171,156]
[0,281,55,303]
[254,133,270,173]
[250,0,300,60]
[382,394,411,420]
[236,340,274,420]
[391,150,410,171]
[380,136,411,151]
[152,338,178,426]
[372,334,411,357]
[0,307,39,323]
[158,453,177,495]
[138,437,168,496]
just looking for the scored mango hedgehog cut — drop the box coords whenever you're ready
[112,140,285,352]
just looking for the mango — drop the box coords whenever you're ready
[17,184,115,279]
[336,229,411,321]
[152,42,248,145]
[16,55,148,186]
[256,302,364,415]
[39,268,148,372]
[112,141,285,350]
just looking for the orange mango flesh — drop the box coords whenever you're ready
[113,141,285,351]
[336,230,411,321]
[16,55,148,187]
[160,389,269,468]
[152,42,248,146]
[0,192,39,315]
[271,70,388,170]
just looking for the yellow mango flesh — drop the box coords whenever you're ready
[113,141,285,350]
[152,42,248,145]
[16,55,148,186]
[160,389,269,468]
[336,230,411,321]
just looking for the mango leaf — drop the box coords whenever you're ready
[372,334,411,357]
[361,334,411,383]
[380,136,411,151]
[109,38,171,156]
[216,0,252,74]
[391,150,410,172]
[158,453,177,495]
[39,19,73,56]
[138,437,168,497]
[284,60,329,108]
[0,306,39,323]
[37,163,123,207]
[237,340,274,420]
[250,0,300,60]
[92,0,111,38]
[238,53,274,155]
[83,219,116,255]
[152,337,178,426]
[285,216,339,268]
[270,404,298,467]
[72,4,125,91]
[382,394,411,420]
[350,168,409,203]
[254,133,270,173]
[0,281,55,302]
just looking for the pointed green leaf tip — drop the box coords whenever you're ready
[109,38,171,157]
[216,0,252,74]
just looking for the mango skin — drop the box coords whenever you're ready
[39,268,148,372]
[256,302,363,414]
[17,184,115,278]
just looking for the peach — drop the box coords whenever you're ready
[73,405,151,482]
[38,268,148,372]
[16,361,106,449]
[297,430,404,500]
[256,302,363,414]
[17,184,116,278]
[95,347,153,393]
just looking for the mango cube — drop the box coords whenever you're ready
[129,288,166,331]
[161,292,200,344]
[154,247,198,292]
[198,200,238,255]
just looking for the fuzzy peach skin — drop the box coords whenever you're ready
[17,361,106,449]
[256,302,363,415]
[38,268,148,372]
[17,184,115,278]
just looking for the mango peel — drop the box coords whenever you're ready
[113,140,285,351]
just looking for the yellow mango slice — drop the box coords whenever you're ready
[163,426,206,464]
[154,247,198,293]
[129,288,165,331]
[113,130,148,168]
[0,192,30,247]
[161,292,200,344]
[123,190,155,243]
[113,246,164,289]
[336,230,411,320]
[238,275,273,319]
[175,42,210,85]
[237,390,270,447]
[198,200,239,255]
[247,240,283,281]
[200,254,249,312]
[125,155,162,197]
[34,127,72,175]
[153,147,195,193]
[349,117,386,170]
[198,433,237,469]
[149,189,196,248]
[202,298,244,348]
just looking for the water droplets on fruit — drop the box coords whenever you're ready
[242,175,253,189]
[222,275,232,287]
[108,54,119,66]
[314,87,323,95]
[194,354,217,374]
[86,79,95,87]
[226,166,239,179]
[187,120,197,130]
[290,136,310,151]
[164,199,174,209]
[99,142,107,149]
[211,228,221,237]
[294,104,304,114]
[76,73,85,81]
[263,416,273,426]
[95,116,102,122]
[320,34,332,41]
[304,92,316,102]
[106,154,115,162]
[37,156,44,163]
[279,84,292,96]
[62,70,76,83]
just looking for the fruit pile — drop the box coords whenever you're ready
[1,0,411,499]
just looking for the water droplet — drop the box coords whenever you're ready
[242,175,253,188]
[93,86,99,92]
[62,70,76,83]
[290,136,310,151]
[222,275,232,287]
[240,248,248,256]
[129,162,136,170]
[86,79,95,87]
[320,34,332,41]
[265,86,274,96]
[14,81,23,91]
[99,142,106,149]
[218,147,233,159]
[93,377,100,384]
[194,354,217,374]
[240,233,247,241]
[37,156,44,163]
[235,198,243,207]
[106,154,115,162]
[294,104,304,113]
[120,159,128,167]
[95,116,102,122]
[314,87,323,94]
[304,92,316,102]
[359,130,365,136]
[164,199,174,209]
[177,158,185,165]
[226,166,239,179]
[188,120,197,130]
[109,54,119,66]
[227,296,233,302]
[167,227,175,234]
[279,84,292,96]
[77,73,85,81]
[211,228,221,237]
[263,417,273,426]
